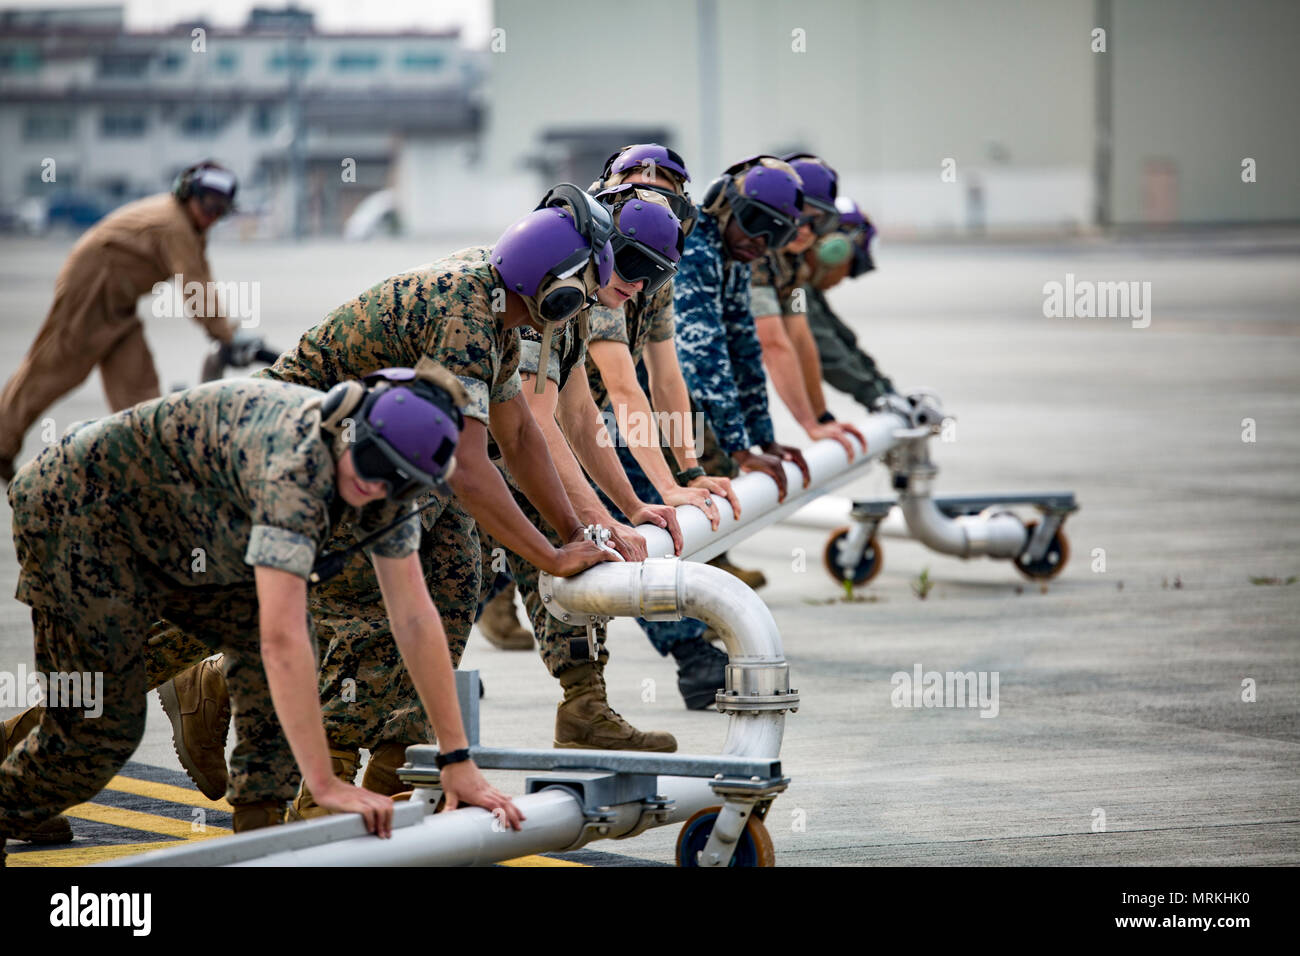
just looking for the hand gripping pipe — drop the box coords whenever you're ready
[112,405,921,867]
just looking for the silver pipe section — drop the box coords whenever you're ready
[637,410,909,563]
[114,408,923,868]
[895,444,1027,560]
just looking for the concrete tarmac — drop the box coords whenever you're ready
[1,230,1296,866]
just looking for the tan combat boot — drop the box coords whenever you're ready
[157,656,231,801]
[361,742,411,796]
[708,552,767,590]
[231,799,285,833]
[554,662,677,752]
[2,706,72,845]
[285,747,360,822]
[478,582,534,650]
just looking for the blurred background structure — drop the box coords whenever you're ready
[1,0,1298,238]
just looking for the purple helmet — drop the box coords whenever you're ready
[602,143,691,185]
[833,197,877,277]
[333,367,464,501]
[709,157,804,249]
[783,153,840,234]
[493,207,609,297]
[596,184,684,295]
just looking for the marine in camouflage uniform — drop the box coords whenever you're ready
[0,379,418,846]
[259,247,519,795]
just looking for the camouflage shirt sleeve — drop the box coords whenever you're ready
[646,284,676,344]
[748,254,782,318]
[587,303,631,346]
[419,264,515,426]
[517,323,585,387]
[672,217,753,454]
[242,404,334,579]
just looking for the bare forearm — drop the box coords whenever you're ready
[787,314,830,417]
[260,625,334,794]
[497,411,583,543]
[391,611,468,753]
[757,320,819,431]
[607,382,680,495]
[561,410,642,519]
[450,453,563,570]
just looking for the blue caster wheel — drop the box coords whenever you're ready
[675,806,775,867]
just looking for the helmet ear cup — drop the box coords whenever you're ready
[701,175,729,216]
[173,166,196,201]
[320,380,366,436]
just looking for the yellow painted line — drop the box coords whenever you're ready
[105,775,233,813]
[7,840,189,867]
[63,801,231,840]
[498,854,588,867]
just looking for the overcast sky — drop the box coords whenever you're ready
[12,0,494,45]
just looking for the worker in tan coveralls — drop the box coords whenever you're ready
[0,161,240,484]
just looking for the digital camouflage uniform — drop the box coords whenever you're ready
[256,246,520,752]
[752,249,895,409]
[673,211,776,475]
[0,380,417,833]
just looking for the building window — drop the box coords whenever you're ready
[400,51,444,71]
[0,46,42,72]
[98,53,151,78]
[24,111,75,140]
[335,50,380,71]
[268,50,314,72]
[159,51,183,72]
[101,110,149,137]
[251,104,279,135]
[179,106,232,137]
[215,51,239,72]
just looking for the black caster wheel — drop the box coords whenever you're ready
[822,526,883,586]
[676,806,775,867]
[1014,521,1070,580]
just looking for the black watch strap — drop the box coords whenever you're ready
[817,410,836,424]
[434,747,471,770]
[675,466,706,486]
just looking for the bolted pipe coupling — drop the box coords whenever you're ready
[716,661,800,715]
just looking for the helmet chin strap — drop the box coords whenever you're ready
[534,318,555,394]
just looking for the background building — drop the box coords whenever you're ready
[2,0,1298,237]
[0,4,484,236]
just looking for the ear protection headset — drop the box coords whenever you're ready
[173,161,238,212]
[532,183,613,323]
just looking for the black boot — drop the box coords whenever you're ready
[672,639,728,710]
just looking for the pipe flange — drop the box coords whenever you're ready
[714,691,801,714]
[639,557,683,621]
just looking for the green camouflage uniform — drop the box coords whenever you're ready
[487,320,597,677]
[0,380,417,832]
[258,246,519,751]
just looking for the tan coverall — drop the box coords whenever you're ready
[0,193,232,461]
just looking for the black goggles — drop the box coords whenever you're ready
[799,197,841,237]
[730,193,800,249]
[610,232,679,296]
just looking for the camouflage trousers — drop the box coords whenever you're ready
[484,463,601,678]
[0,532,307,832]
[311,493,479,751]
[129,492,478,799]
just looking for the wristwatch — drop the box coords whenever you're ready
[675,466,706,486]
[434,747,471,770]
[817,410,837,424]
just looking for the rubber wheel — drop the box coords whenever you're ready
[1014,521,1070,580]
[675,806,776,867]
[822,526,883,586]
